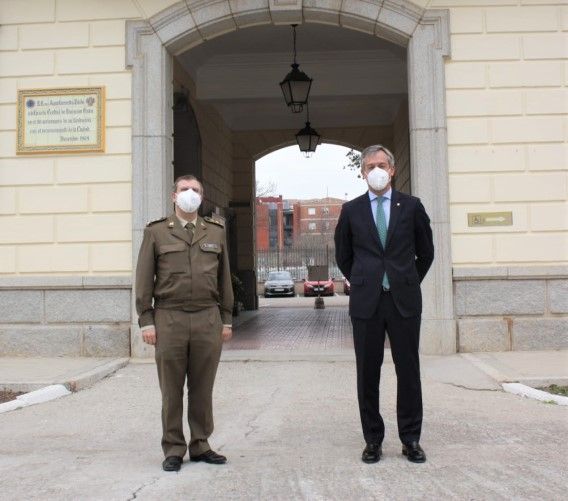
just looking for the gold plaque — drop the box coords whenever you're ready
[468,211,513,227]
[17,87,105,155]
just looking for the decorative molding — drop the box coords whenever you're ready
[453,265,568,281]
[383,0,425,22]
[419,9,451,57]
[376,0,426,42]
[125,20,154,68]
[0,276,132,290]
[151,3,191,32]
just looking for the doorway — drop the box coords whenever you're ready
[126,4,454,356]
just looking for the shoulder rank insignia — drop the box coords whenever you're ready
[204,215,225,228]
[146,216,167,227]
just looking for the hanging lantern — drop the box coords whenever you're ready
[279,25,313,113]
[296,105,320,157]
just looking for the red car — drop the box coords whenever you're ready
[303,278,335,297]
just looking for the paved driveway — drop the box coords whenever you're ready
[227,306,353,351]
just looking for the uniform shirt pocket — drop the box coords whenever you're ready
[157,243,188,274]
[199,242,221,275]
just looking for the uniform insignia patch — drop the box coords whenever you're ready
[204,216,225,228]
[201,243,220,250]
[147,216,167,226]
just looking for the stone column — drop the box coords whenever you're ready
[127,21,174,358]
[231,146,257,310]
[408,11,456,355]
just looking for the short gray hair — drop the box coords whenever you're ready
[360,145,395,170]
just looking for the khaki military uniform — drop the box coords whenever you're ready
[135,213,233,458]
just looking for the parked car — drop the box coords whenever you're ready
[343,279,350,296]
[263,271,295,297]
[303,278,335,297]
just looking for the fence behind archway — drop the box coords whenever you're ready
[257,244,340,282]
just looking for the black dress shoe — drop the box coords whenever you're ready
[162,456,183,471]
[362,443,382,464]
[402,442,426,463]
[190,449,227,465]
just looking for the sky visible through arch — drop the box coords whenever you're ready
[255,144,366,201]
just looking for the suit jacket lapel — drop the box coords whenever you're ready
[361,192,383,251]
[385,190,401,250]
[168,215,192,246]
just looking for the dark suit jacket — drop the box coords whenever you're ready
[334,190,434,319]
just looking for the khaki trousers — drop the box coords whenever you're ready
[154,306,223,458]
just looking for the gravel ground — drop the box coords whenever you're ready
[0,390,24,404]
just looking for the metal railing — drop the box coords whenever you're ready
[256,244,341,281]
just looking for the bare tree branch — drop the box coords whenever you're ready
[256,180,279,197]
[344,149,362,178]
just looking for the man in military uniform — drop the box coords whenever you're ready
[135,174,234,472]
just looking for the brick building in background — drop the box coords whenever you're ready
[292,197,344,246]
[255,196,292,251]
[256,196,344,250]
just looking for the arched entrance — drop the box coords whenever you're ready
[126,1,454,357]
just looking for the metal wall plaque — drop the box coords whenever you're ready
[17,87,105,154]
[468,211,513,227]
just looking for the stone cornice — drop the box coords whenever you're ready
[0,276,132,290]
[419,9,451,57]
[125,20,154,68]
[141,0,449,55]
[453,265,568,281]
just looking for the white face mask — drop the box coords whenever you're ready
[175,189,202,213]
[366,167,390,192]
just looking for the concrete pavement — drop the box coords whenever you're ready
[0,357,129,393]
[0,349,567,500]
[1,301,567,499]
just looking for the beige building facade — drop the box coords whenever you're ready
[0,0,566,358]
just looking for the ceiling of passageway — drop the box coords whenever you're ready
[177,24,407,131]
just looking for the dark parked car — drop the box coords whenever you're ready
[343,279,350,296]
[263,271,295,298]
[303,278,335,297]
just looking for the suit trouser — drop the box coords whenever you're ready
[351,291,422,445]
[154,306,223,458]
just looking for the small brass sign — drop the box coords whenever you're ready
[468,211,513,227]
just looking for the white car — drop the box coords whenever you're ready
[263,271,295,297]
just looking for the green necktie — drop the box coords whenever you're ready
[186,222,195,243]
[375,197,390,289]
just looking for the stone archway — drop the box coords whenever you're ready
[126,1,454,357]
[232,126,394,311]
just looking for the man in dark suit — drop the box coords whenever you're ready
[334,144,434,464]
